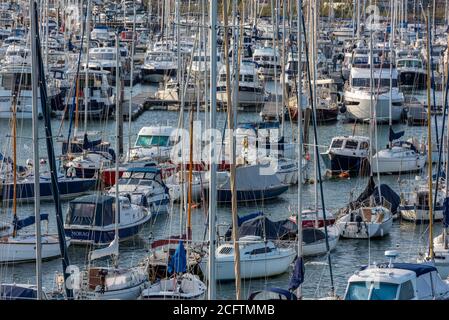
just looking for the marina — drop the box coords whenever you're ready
[1,0,449,302]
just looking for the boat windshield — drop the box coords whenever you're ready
[370,283,399,300]
[135,135,169,147]
[345,282,369,300]
[352,77,397,88]
[397,60,422,68]
[345,281,399,300]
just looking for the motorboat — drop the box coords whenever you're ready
[320,135,370,175]
[108,167,170,214]
[128,126,178,163]
[344,250,449,300]
[64,194,151,245]
[216,61,265,109]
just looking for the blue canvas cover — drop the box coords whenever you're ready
[225,213,297,241]
[288,257,305,291]
[13,213,49,231]
[0,284,37,300]
[167,241,187,274]
[360,263,437,276]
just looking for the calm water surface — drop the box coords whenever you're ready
[0,84,445,299]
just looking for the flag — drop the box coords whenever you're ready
[288,257,305,291]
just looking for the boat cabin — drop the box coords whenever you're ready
[66,194,121,227]
[345,263,449,300]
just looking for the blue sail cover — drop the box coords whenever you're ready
[13,214,49,231]
[288,257,305,291]
[444,197,449,228]
[0,284,37,300]
[167,241,187,274]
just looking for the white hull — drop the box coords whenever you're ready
[0,235,69,263]
[345,91,404,122]
[337,217,393,239]
[372,155,426,174]
[200,249,296,281]
[400,209,444,222]
[140,274,206,300]
[79,281,146,300]
[217,90,265,106]
[302,232,339,257]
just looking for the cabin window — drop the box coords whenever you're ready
[370,283,398,300]
[345,282,370,300]
[398,280,415,300]
[360,142,369,150]
[67,203,95,225]
[352,78,397,88]
[244,75,254,82]
[248,247,272,255]
[344,140,359,150]
[219,246,233,254]
[135,135,169,147]
[1,73,32,90]
[219,74,227,82]
[331,139,344,148]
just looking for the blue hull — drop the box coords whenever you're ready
[65,223,144,245]
[216,185,288,203]
[1,178,97,202]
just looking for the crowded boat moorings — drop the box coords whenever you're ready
[1,0,449,301]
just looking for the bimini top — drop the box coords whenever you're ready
[361,263,437,277]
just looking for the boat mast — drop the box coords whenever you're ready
[127,0,136,160]
[208,0,217,300]
[30,0,42,300]
[84,0,91,133]
[388,0,395,145]
[425,4,434,260]
[222,0,242,300]
[113,33,121,268]
[296,0,304,299]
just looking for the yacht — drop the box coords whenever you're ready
[140,50,177,83]
[396,56,427,90]
[344,250,449,300]
[108,167,170,215]
[128,126,178,162]
[344,50,405,123]
[216,61,265,108]
[320,136,370,175]
[252,46,281,79]
[64,194,151,245]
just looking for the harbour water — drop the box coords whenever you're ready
[0,83,444,299]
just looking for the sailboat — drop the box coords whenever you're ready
[336,26,393,239]
[0,12,70,263]
[73,35,148,300]
[140,241,206,300]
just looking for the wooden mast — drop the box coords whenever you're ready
[222,0,242,300]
